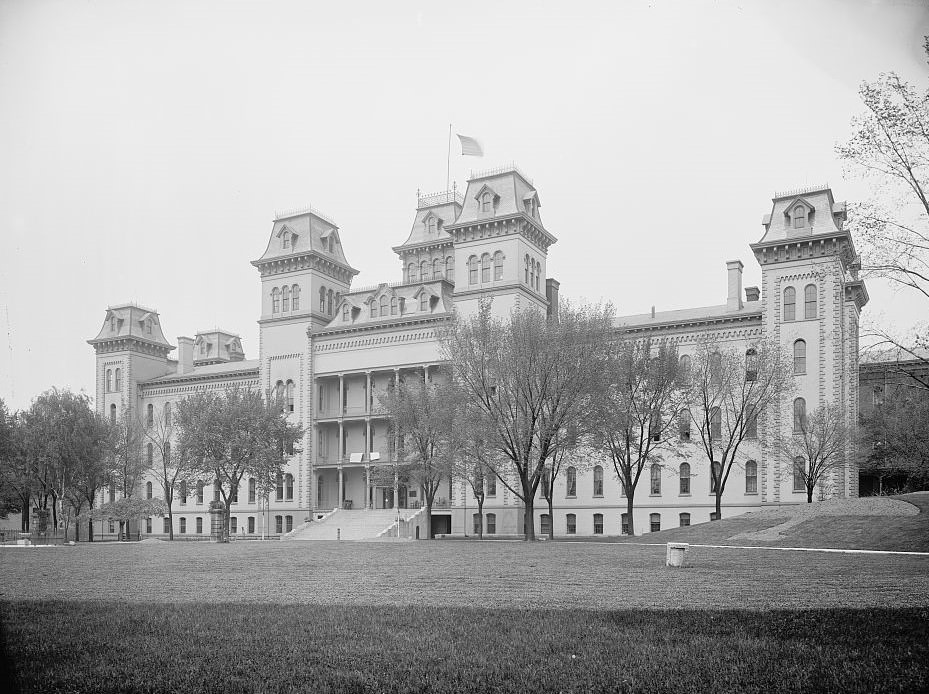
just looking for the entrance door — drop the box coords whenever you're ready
[382,487,394,509]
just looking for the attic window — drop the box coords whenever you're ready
[480,192,494,213]
[420,294,429,311]
[792,206,806,229]
[282,231,291,249]
[110,316,115,332]
[343,304,350,321]
[426,217,437,235]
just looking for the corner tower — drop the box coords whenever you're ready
[446,165,556,318]
[392,188,463,284]
[750,185,868,501]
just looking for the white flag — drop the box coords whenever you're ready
[457,134,484,157]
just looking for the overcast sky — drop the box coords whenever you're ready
[1,0,927,411]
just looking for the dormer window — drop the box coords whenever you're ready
[343,304,350,321]
[200,341,206,354]
[480,192,494,213]
[426,216,437,235]
[792,206,806,228]
[282,231,291,249]
[146,319,152,335]
[110,316,115,332]
[420,294,429,311]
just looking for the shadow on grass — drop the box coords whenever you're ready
[2,601,927,693]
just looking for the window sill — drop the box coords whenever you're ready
[649,493,661,498]
[593,495,604,499]
[565,495,576,500]
[678,493,691,497]
[744,491,758,496]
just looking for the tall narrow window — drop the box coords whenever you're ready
[679,463,691,495]
[529,258,535,289]
[468,256,478,285]
[621,513,630,535]
[282,286,290,312]
[285,473,294,501]
[535,260,541,291]
[433,258,442,280]
[272,288,280,314]
[783,287,796,322]
[493,251,504,281]
[679,513,691,527]
[327,289,333,315]
[745,460,758,494]
[480,192,493,213]
[146,481,152,499]
[291,285,300,311]
[679,409,691,441]
[180,479,187,504]
[319,286,326,312]
[286,515,293,533]
[420,294,428,312]
[286,380,295,412]
[420,261,429,282]
[566,466,576,497]
[275,516,283,534]
[379,295,388,316]
[276,473,284,501]
[408,263,417,283]
[445,256,454,279]
[525,255,530,283]
[213,480,221,503]
[114,368,122,391]
[650,464,661,495]
[481,254,491,283]
[486,513,496,535]
[110,404,117,423]
[282,230,291,249]
[745,348,758,381]
[593,465,604,497]
[793,340,806,375]
[343,304,350,321]
[540,514,552,536]
[248,478,256,503]
[180,517,186,534]
[426,217,436,235]
[793,397,806,433]
[370,301,378,319]
[679,355,692,385]
[196,481,204,504]
[710,407,721,439]
[197,517,204,534]
[793,457,806,492]
[804,284,816,319]
[106,369,112,392]
[792,205,806,228]
[248,517,255,533]
[486,475,496,497]
[147,443,153,467]
[566,513,576,535]
[746,406,757,438]
[593,513,604,535]
[709,352,722,385]
[164,402,171,422]
[390,297,398,315]
[147,404,153,427]
[649,513,661,532]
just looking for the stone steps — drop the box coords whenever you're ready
[283,509,419,541]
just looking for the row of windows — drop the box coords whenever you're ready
[319,286,340,316]
[271,285,302,314]
[143,474,296,504]
[105,368,122,393]
[274,380,296,412]
[406,257,454,283]
[365,293,432,320]
[145,402,172,427]
[783,284,817,322]
[677,340,810,386]
[560,462,760,497]
[467,252,504,285]
[524,254,541,291]
[149,515,295,535]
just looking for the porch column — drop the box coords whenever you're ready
[338,421,344,465]
[393,469,399,512]
[365,465,371,510]
[338,373,345,415]
[338,466,344,506]
[365,371,372,414]
[423,364,430,383]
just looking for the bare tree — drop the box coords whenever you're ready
[537,426,596,540]
[109,406,149,539]
[687,338,794,520]
[838,47,929,377]
[143,407,196,540]
[590,337,686,536]
[443,301,614,540]
[778,401,849,503]
[175,386,303,540]
[450,407,500,539]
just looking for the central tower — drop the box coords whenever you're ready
[446,165,557,318]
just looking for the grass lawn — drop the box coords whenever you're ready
[2,540,928,692]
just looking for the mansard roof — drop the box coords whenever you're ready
[88,303,174,351]
[318,279,454,332]
[394,189,463,252]
[451,165,545,229]
[756,185,847,245]
[193,329,245,365]
[253,207,357,274]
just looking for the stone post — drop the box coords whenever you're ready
[209,501,226,543]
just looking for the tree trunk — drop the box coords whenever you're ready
[224,498,232,542]
[425,501,433,539]
[477,498,484,539]
[87,518,94,542]
[807,485,814,503]
[547,496,554,540]
[168,508,174,540]
[714,492,722,520]
[523,498,535,541]
[626,493,635,537]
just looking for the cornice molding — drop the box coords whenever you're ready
[251,251,359,283]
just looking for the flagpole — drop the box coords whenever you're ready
[446,124,452,191]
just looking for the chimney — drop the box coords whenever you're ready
[177,336,194,374]
[745,286,760,302]
[726,260,743,312]
[546,278,560,323]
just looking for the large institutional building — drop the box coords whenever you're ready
[89,167,867,538]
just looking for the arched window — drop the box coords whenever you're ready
[282,285,290,312]
[196,480,204,504]
[282,230,291,249]
[180,479,187,504]
[197,517,204,534]
[649,513,661,532]
[110,404,117,423]
[745,348,758,381]
[420,260,429,282]
[275,515,283,534]
[745,460,758,494]
[445,256,454,279]
[286,380,294,412]
[709,352,722,384]
[793,456,806,491]
[679,463,691,494]
[480,191,494,213]
[535,260,541,291]
[710,461,722,494]
[710,407,721,439]
[163,402,171,422]
[481,253,491,283]
[529,258,535,289]
[291,284,300,311]
[275,380,284,402]
[146,404,154,427]
[426,216,436,234]
[792,205,806,228]
[679,512,691,527]
[179,517,186,534]
[746,406,758,438]
[379,295,388,316]
[486,475,496,497]
[804,284,816,319]
[793,340,806,375]
[468,256,478,285]
[146,481,152,499]
[593,465,604,496]
[390,297,398,315]
[679,354,692,384]
[793,397,806,433]
[327,289,333,315]
[146,443,153,466]
[524,255,530,283]
[783,286,796,321]
[285,473,294,501]
[319,286,326,312]
[248,478,256,503]
[407,263,417,283]
[106,369,112,392]
[276,472,284,501]
[272,288,280,314]
[433,258,442,280]
[650,464,661,495]
[566,466,576,497]
[370,300,378,319]
[493,251,504,281]
[114,368,122,391]
[678,409,691,441]
[419,293,429,312]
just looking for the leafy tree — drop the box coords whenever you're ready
[81,497,167,537]
[537,426,594,540]
[862,384,929,491]
[143,406,196,540]
[379,374,459,538]
[175,386,303,540]
[0,399,26,524]
[442,301,614,540]
[590,337,686,536]
[451,408,501,540]
[838,45,929,385]
[686,338,793,520]
[108,406,149,538]
[779,401,849,503]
